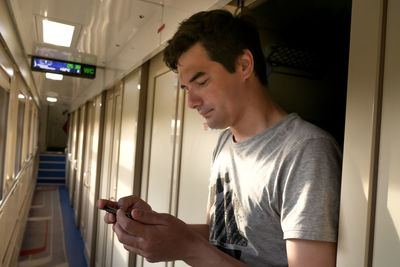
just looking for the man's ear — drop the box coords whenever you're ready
[236,49,254,80]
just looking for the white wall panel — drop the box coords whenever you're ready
[0,0,39,105]
[146,71,179,214]
[174,98,221,267]
[74,105,87,224]
[177,100,220,224]
[69,110,79,200]
[372,0,400,265]
[110,88,128,267]
[81,100,95,260]
[336,0,386,266]
[95,91,115,267]
[141,53,167,204]
[116,69,141,199]
[85,95,102,264]
[95,86,124,267]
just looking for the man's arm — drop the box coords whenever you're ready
[187,224,209,240]
[113,208,250,266]
[286,239,337,267]
[187,207,210,240]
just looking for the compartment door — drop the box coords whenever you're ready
[111,69,142,267]
[69,110,79,202]
[81,94,103,263]
[74,105,87,225]
[95,85,123,267]
[143,70,181,267]
[174,95,221,267]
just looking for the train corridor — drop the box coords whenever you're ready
[18,153,86,267]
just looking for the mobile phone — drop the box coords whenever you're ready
[103,205,135,220]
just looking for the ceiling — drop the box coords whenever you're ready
[7,0,166,109]
[7,0,225,110]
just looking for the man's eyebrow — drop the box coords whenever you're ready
[180,72,206,89]
[189,72,206,83]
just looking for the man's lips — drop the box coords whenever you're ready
[198,108,213,118]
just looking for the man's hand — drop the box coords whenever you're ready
[96,195,152,224]
[97,196,248,266]
[113,208,200,263]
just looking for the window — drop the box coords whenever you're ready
[0,87,9,199]
[14,93,25,177]
[25,102,32,160]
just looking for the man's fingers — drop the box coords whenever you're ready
[104,212,116,224]
[98,199,118,224]
[132,209,168,225]
[113,222,143,249]
[117,196,137,211]
[116,209,166,240]
[123,244,144,255]
[116,209,147,236]
[118,196,152,212]
[97,199,118,209]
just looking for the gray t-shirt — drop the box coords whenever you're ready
[208,113,342,267]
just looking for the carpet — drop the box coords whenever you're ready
[18,185,68,267]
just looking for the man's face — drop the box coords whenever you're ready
[177,43,244,129]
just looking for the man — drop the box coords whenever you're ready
[97,9,341,266]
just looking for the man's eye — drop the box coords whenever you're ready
[198,80,208,86]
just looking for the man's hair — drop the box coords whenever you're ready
[163,9,267,85]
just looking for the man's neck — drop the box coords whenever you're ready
[230,86,287,143]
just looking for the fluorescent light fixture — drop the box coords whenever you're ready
[46,72,63,80]
[43,19,75,47]
[18,94,25,99]
[46,97,58,103]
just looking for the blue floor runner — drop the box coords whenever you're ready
[59,186,87,267]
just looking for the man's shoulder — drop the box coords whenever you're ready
[285,114,336,143]
[274,114,341,159]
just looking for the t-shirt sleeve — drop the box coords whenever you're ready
[280,137,342,242]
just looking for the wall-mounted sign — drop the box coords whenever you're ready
[31,56,96,79]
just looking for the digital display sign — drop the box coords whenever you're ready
[31,56,96,79]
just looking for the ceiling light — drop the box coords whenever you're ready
[43,19,75,47]
[46,97,58,103]
[18,94,25,99]
[46,73,63,80]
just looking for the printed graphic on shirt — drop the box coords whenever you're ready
[209,172,248,260]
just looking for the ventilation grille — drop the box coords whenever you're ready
[267,45,322,78]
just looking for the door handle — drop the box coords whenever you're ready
[83,171,91,188]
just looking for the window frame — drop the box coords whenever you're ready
[14,91,26,178]
[0,86,10,200]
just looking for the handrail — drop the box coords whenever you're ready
[0,151,37,210]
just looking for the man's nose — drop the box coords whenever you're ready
[187,90,202,109]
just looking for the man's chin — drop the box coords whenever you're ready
[206,119,227,130]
